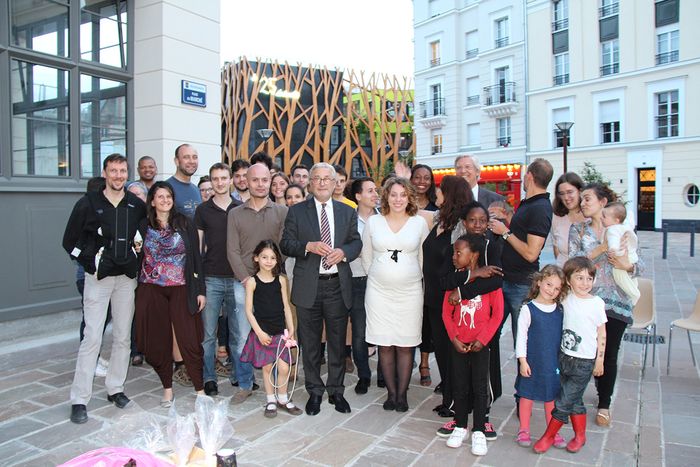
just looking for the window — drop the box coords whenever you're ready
[601,122,620,143]
[80,0,128,68]
[655,0,679,27]
[656,29,679,65]
[466,77,480,105]
[656,90,678,138]
[601,39,619,75]
[11,0,70,57]
[552,0,569,31]
[495,17,509,48]
[552,107,571,148]
[553,53,569,85]
[467,123,480,146]
[600,0,619,18]
[497,118,511,146]
[599,100,620,143]
[430,40,441,67]
[429,0,439,17]
[465,30,478,59]
[431,132,443,154]
[684,184,700,207]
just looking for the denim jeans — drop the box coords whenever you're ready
[502,281,530,348]
[552,353,595,422]
[202,276,238,384]
[350,276,371,380]
[229,279,254,389]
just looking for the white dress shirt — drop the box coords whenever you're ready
[471,184,479,202]
[313,197,337,274]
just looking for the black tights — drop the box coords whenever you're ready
[379,345,414,403]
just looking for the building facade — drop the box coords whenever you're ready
[527,0,699,230]
[0,0,221,321]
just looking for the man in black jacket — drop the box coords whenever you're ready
[62,154,146,424]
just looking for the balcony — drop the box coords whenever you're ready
[656,50,679,65]
[482,82,518,118]
[599,2,619,18]
[553,74,569,86]
[466,95,480,106]
[552,18,569,32]
[494,36,509,48]
[465,48,479,59]
[418,98,447,129]
[497,136,511,147]
[600,63,619,76]
[430,57,441,67]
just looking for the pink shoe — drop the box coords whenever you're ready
[553,433,567,449]
[516,430,532,447]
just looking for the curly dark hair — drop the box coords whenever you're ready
[380,177,418,216]
[410,164,437,206]
[146,181,187,231]
[552,172,584,217]
[526,264,568,303]
[581,182,618,204]
[437,175,473,230]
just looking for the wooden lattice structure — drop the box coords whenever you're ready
[221,58,414,176]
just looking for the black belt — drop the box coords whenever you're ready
[318,273,339,280]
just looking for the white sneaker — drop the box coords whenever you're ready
[95,357,109,377]
[471,431,488,456]
[446,427,468,448]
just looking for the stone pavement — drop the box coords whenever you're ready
[0,231,698,466]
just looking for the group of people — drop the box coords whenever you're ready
[62,146,642,459]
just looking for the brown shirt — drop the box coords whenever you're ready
[226,198,288,281]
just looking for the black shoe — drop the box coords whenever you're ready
[383,396,396,411]
[434,382,443,394]
[231,381,260,390]
[377,378,386,388]
[355,378,370,394]
[107,392,130,409]
[204,381,218,396]
[305,394,322,416]
[70,404,88,424]
[433,403,455,418]
[396,395,409,412]
[328,394,351,413]
[131,354,144,366]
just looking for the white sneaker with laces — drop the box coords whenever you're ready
[471,431,488,456]
[446,427,468,448]
[95,357,109,377]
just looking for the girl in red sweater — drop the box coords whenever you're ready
[442,234,504,455]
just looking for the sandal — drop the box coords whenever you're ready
[419,365,432,386]
[595,410,611,427]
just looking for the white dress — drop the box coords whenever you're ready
[362,215,429,346]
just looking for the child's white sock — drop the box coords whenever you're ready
[277,393,289,404]
[266,394,276,404]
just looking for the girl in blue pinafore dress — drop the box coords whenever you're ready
[514,265,567,448]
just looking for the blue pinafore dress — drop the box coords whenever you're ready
[514,302,563,402]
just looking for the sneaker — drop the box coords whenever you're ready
[215,360,230,377]
[553,433,567,449]
[484,422,498,441]
[516,430,531,447]
[446,426,468,448]
[471,431,488,456]
[232,389,253,404]
[173,366,193,387]
[95,357,109,377]
[436,420,457,438]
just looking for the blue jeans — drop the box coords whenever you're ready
[350,277,371,380]
[229,279,254,389]
[202,277,238,384]
[502,281,530,348]
[552,353,595,422]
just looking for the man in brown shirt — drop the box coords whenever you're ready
[226,162,288,403]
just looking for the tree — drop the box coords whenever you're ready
[580,162,610,186]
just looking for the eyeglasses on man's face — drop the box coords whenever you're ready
[310,177,335,185]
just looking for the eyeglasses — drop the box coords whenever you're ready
[310,177,335,185]
[557,189,578,197]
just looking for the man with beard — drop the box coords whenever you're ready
[167,144,201,218]
[231,159,251,202]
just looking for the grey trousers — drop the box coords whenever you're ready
[70,274,136,405]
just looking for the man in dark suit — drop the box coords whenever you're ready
[280,162,362,415]
[455,155,505,206]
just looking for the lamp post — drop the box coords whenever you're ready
[555,121,574,173]
[256,128,273,154]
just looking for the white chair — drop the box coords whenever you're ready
[629,278,656,377]
[667,290,700,375]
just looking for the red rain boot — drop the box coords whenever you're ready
[533,418,564,454]
[567,414,587,453]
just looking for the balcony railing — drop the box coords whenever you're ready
[552,18,569,32]
[465,48,479,59]
[656,50,679,65]
[466,95,480,106]
[553,74,569,86]
[494,36,509,48]
[599,2,619,18]
[483,82,516,106]
[600,63,619,76]
[431,145,443,155]
[419,98,446,118]
[430,57,441,67]
[497,136,511,147]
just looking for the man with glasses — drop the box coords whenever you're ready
[281,163,362,415]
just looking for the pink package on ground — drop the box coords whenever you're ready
[58,447,173,467]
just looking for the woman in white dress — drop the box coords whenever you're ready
[362,177,429,412]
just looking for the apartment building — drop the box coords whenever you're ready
[527,0,700,230]
[414,0,527,203]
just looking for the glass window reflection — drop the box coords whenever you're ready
[81,0,128,68]
[11,0,70,57]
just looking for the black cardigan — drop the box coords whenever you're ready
[137,217,205,314]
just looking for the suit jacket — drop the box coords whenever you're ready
[280,198,362,309]
[477,186,505,207]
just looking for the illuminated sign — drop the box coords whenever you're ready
[250,74,300,100]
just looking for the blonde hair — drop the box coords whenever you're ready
[380,177,418,216]
[527,264,567,303]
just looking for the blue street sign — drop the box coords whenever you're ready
[181,80,207,107]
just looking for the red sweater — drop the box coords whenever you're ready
[442,288,504,346]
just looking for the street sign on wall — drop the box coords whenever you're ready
[181,80,207,107]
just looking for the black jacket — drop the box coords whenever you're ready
[439,231,504,299]
[137,217,205,315]
[63,191,146,278]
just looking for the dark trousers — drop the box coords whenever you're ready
[349,276,371,380]
[451,345,490,432]
[135,283,204,391]
[595,317,627,409]
[552,353,595,422]
[297,277,349,397]
[420,306,434,353]
[427,305,452,407]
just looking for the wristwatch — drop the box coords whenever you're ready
[502,230,512,241]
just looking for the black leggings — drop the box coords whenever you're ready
[595,316,627,409]
[379,346,413,403]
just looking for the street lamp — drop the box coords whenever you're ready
[554,121,574,173]
[256,128,274,154]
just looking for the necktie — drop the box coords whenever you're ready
[320,203,331,270]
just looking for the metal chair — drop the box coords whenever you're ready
[667,290,700,375]
[629,278,656,377]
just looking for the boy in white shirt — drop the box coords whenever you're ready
[602,202,640,304]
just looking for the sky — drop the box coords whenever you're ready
[220,0,415,79]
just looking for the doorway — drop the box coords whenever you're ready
[637,168,656,231]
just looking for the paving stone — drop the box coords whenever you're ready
[663,414,700,447]
[0,382,54,405]
[664,443,700,467]
[298,427,375,466]
[39,370,76,388]
[0,440,44,466]
[378,416,442,454]
[0,417,50,444]
[20,418,103,450]
[0,370,53,392]
[601,450,637,467]
[351,445,420,466]
[0,400,43,423]
[343,402,410,437]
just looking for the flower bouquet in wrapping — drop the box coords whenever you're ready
[194,394,235,462]
[167,402,197,467]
